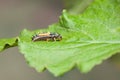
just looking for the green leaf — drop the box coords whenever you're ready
[18,0,120,76]
[0,38,17,52]
[63,0,93,14]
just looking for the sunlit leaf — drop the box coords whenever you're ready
[18,0,120,76]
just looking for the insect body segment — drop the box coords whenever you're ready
[32,32,62,42]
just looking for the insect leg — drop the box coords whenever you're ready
[53,38,56,41]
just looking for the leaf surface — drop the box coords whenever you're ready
[0,38,17,52]
[18,0,120,76]
[63,0,93,14]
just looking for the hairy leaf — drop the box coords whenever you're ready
[18,0,120,76]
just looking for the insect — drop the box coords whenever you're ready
[32,32,62,42]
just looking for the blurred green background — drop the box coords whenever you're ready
[0,0,120,80]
